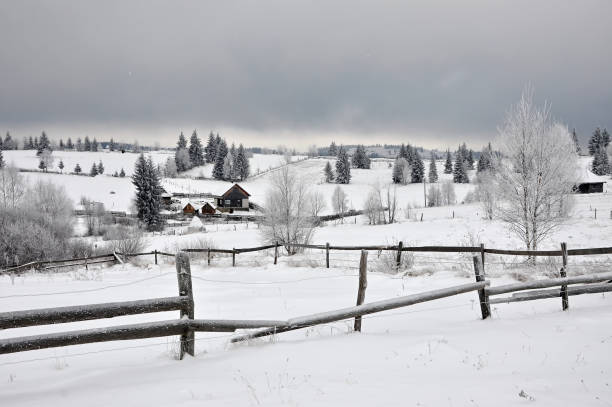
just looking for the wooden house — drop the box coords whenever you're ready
[573,164,607,194]
[182,202,199,215]
[216,184,250,213]
[200,202,217,215]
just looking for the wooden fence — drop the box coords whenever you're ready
[3,244,610,357]
[3,241,612,275]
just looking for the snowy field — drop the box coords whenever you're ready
[1,262,611,406]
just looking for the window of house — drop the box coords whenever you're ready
[225,199,231,206]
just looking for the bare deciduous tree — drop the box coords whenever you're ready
[0,165,26,209]
[261,166,315,254]
[494,87,578,254]
[331,186,349,223]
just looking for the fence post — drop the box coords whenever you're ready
[175,252,194,358]
[560,242,569,310]
[274,241,278,265]
[480,243,485,274]
[594,208,597,219]
[354,250,368,332]
[326,242,330,268]
[154,250,158,265]
[396,241,403,270]
[472,255,490,319]
[207,248,211,266]
[232,249,236,267]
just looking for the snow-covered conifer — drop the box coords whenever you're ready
[428,153,438,182]
[213,139,228,180]
[324,161,334,183]
[335,146,351,184]
[188,130,204,167]
[444,150,453,174]
[132,154,163,231]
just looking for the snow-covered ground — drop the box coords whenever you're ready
[1,262,611,406]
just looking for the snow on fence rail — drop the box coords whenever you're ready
[3,242,612,274]
[1,246,611,358]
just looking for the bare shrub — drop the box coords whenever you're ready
[102,225,146,255]
[371,243,414,274]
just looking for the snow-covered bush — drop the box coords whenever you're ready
[102,225,145,255]
[372,246,414,274]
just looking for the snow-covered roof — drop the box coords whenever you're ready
[576,157,607,184]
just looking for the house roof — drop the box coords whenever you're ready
[576,157,608,184]
[221,183,250,199]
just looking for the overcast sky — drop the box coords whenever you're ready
[1,1,611,149]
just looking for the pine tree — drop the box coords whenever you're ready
[0,135,3,150]
[177,132,187,150]
[0,149,4,169]
[38,158,46,172]
[453,148,469,183]
[335,146,351,184]
[411,151,425,183]
[90,162,99,177]
[119,168,126,177]
[74,163,82,174]
[66,138,74,150]
[59,139,64,150]
[236,143,249,180]
[91,138,98,152]
[84,136,91,152]
[592,146,610,175]
[132,154,163,231]
[467,149,474,170]
[571,129,581,154]
[58,160,64,173]
[37,131,51,156]
[4,132,14,150]
[204,131,217,163]
[97,161,104,174]
[477,143,494,172]
[324,161,334,183]
[351,145,371,169]
[188,130,204,166]
[329,142,338,156]
[76,138,83,151]
[428,153,438,182]
[399,144,407,160]
[213,139,228,180]
[109,138,115,151]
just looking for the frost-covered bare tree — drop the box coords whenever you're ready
[331,186,349,223]
[308,190,327,219]
[383,184,398,224]
[494,87,578,253]
[0,165,26,209]
[440,181,456,206]
[261,165,315,254]
[474,171,497,220]
[364,185,385,225]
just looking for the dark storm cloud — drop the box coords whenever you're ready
[1,0,611,147]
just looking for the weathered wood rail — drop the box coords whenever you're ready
[2,242,611,358]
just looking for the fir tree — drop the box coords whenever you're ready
[236,143,250,180]
[132,154,163,231]
[213,139,228,180]
[411,151,425,183]
[28,136,34,150]
[109,138,115,151]
[37,131,51,156]
[204,131,217,163]
[324,161,334,183]
[177,132,187,150]
[351,145,371,169]
[58,160,64,173]
[588,128,610,155]
[74,163,82,174]
[0,149,4,169]
[4,132,14,150]
[592,146,610,175]
[38,158,46,172]
[428,153,438,182]
[91,138,98,152]
[329,141,338,156]
[119,168,126,177]
[84,136,91,152]
[399,144,407,160]
[90,162,99,177]
[188,130,204,166]
[477,143,493,173]
[59,139,64,150]
[571,129,581,154]
[66,138,74,150]
[467,149,474,170]
[453,148,469,183]
[0,135,3,150]
[76,138,83,151]
[97,160,104,174]
[335,146,351,184]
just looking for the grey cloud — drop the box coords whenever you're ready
[0,1,611,148]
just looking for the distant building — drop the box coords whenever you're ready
[216,184,250,213]
[573,164,606,194]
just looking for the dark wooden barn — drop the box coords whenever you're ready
[216,184,250,213]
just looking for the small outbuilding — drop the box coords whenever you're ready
[573,162,607,194]
[216,184,250,213]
